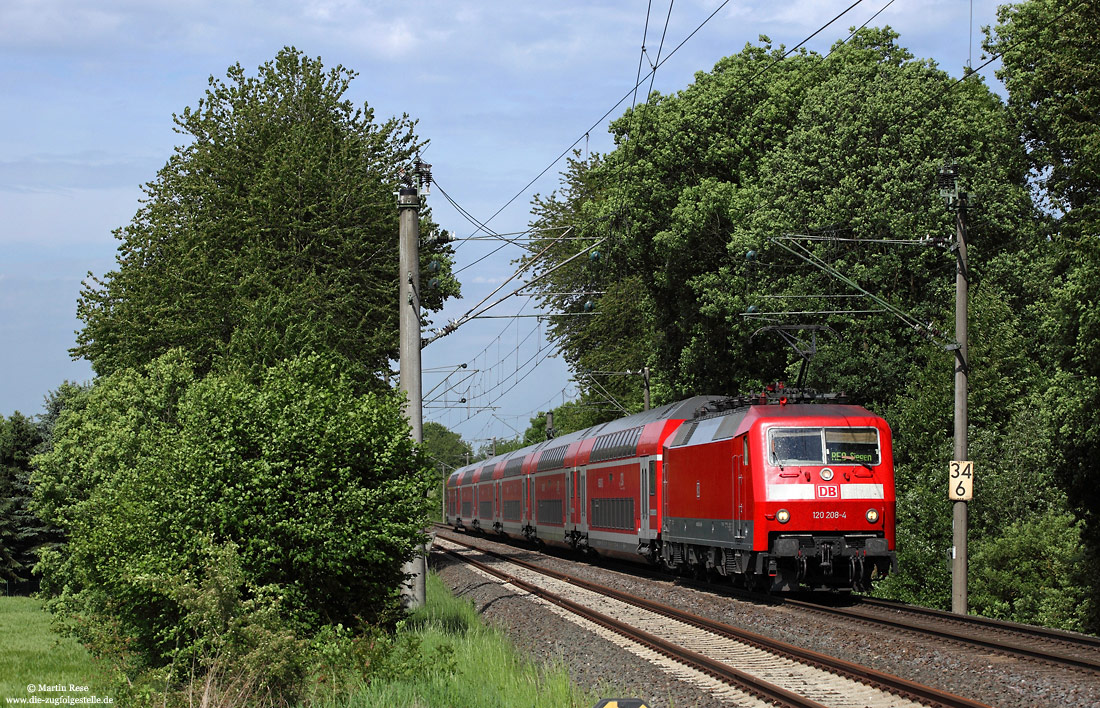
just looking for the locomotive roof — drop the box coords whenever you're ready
[669,401,884,448]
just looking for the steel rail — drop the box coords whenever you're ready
[857,596,1100,648]
[439,545,831,708]
[436,523,1099,674]
[789,596,1100,672]
[437,532,990,708]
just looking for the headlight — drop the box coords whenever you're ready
[866,508,880,523]
[820,468,834,481]
[776,508,790,524]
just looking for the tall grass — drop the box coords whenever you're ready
[0,577,608,708]
[327,573,603,708]
[0,596,109,700]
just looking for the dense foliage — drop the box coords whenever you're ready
[529,28,1032,405]
[0,413,47,590]
[422,421,473,478]
[11,49,454,702]
[986,0,1100,627]
[73,47,459,385]
[31,351,434,675]
[522,23,1095,630]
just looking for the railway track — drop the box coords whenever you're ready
[790,595,1100,673]
[434,533,989,708]
[435,523,1099,675]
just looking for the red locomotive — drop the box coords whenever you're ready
[444,389,897,591]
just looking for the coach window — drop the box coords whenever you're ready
[742,436,750,466]
[648,460,657,496]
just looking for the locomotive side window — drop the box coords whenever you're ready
[768,427,880,466]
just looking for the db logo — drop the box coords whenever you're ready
[817,485,839,499]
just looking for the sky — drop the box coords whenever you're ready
[0,0,1008,448]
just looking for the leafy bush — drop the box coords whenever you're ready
[32,351,434,684]
[970,508,1092,631]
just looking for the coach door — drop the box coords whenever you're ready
[639,458,650,534]
[734,436,748,542]
[579,469,587,529]
[566,470,573,521]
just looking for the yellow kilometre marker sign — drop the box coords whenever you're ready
[949,460,974,500]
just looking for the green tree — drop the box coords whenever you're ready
[988,0,1100,630]
[527,29,1033,406]
[987,0,1100,232]
[38,381,92,448]
[73,47,459,384]
[422,421,472,479]
[32,351,433,670]
[0,385,87,592]
[525,28,1092,624]
[0,412,46,589]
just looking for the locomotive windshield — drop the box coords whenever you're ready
[769,427,880,466]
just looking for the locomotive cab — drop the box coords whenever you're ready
[661,395,897,592]
[763,421,897,591]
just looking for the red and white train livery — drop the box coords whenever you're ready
[444,391,897,591]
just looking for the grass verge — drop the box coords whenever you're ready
[0,596,111,702]
[325,572,604,708]
[1,574,610,708]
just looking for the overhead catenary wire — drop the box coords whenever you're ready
[454,229,574,325]
[745,0,867,83]
[631,0,655,115]
[445,2,863,421]
[435,180,531,248]
[646,1,676,100]
[429,297,545,412]
[742,0,1075,330]
[470,0,736,236]
[580,372,630,416]
[431,0,961,442]
[769,237,954,347]
[425,234,603,346]
[448,2,865,434]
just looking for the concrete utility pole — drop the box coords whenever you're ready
[939,164,974,616]
[642,366,651,411]
[398,159,431,609]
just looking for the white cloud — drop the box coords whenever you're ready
[0,152,152,192]
[0,0,128,51]
[0,0,437,61]
[0,187,139,246]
